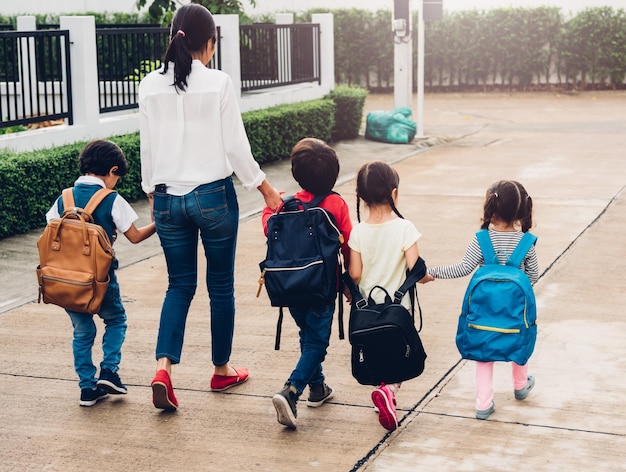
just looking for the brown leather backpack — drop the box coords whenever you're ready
[36,187,115,314]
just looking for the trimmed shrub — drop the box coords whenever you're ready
[243,99,336,163]
[326,85,368,141]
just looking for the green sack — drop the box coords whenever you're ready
[365,107,417,144]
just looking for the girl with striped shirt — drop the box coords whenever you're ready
[424,180,538,420]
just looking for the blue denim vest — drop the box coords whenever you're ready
[56,184,117,243]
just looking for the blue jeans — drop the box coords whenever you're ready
[287,303,334,397]
[153,178,239,365]
[67,270,127,390]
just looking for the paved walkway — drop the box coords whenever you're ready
[1,92,625,471]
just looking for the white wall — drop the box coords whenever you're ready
[0,0,145,15]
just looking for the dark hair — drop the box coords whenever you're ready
[291,138,340,195]
[355,161,403,222]
[79,140,128,177]
[481,180,533,232]
[161,4,217,92]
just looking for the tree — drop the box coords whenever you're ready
[136,0,256,23]
[191,0,256,15]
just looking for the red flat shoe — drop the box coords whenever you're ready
[210,366,249,391]
[151,369,178,410]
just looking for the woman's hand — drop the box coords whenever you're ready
[257,180,283,211]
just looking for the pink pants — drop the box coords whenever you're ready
[475,361,528,411]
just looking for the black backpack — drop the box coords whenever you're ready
[343,258,428,386]
[258,193,345,349]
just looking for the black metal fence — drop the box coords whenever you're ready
[0,29,73,129]
[0,22,319,129]
[240,23,320,92]
[97,26,222,113]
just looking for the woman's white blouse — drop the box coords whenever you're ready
[138,60,266,196]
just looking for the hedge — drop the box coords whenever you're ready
[296,6,626,91]
[0,87,367,239]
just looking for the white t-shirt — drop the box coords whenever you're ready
[46,176,138,236]
[138,60,266,195]
[348,218,421,308]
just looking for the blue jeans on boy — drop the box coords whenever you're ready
[67,270,127,390]
[287,302,334,396]
[153,178,239,366]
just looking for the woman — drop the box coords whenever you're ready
[139,3,282,410]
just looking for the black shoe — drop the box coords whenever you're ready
[272,383,298,428]
[80,386,109,407]
[97,368,128,394]
[306,382,334,408]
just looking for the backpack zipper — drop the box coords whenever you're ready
[264,260,323,271]
[42,275,92,287]
[467,323,520,334]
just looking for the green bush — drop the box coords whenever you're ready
[326,85,368,141]
[243,99,336,163]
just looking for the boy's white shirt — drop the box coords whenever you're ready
[45,175,138,235]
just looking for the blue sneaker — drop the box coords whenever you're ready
[97,368,128,394]
[514,375,535,400]
[476,401,495,420]
[80,386,109,407]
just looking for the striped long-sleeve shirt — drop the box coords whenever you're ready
[428,230,539,284]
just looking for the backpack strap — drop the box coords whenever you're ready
[342,271,368,309]
[274,289,345,350]
[507,232,537,268]
[61,187,76,213]
[83,188,115,218]
[476,229,498,265]
[307,191,338,209]
[394,257,427,303]
[61,187,115,220]
[275,307,285,350]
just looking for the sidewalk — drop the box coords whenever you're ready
[1,92,625,471]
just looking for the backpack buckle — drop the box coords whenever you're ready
[356,299,368,310]
[394,290,404,303]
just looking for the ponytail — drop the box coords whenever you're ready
[160,4,216,93]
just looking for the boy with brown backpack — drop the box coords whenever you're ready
[39,140,156,406]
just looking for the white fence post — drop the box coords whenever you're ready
[276,13,294,84]
[16,17,37,120]
[214,15,242,97]
[312,13,335,94]
[59,16,100,132]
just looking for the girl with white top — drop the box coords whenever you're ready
[348,161,424,431]
[139,4,282,410]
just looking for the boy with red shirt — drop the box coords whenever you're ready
[261,138,352,429]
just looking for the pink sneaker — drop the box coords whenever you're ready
[371,384,398,431]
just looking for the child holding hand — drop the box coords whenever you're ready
[425,180,538,420]
[261,138,352,429]
[45,140,156,406]
[347,161,425,432]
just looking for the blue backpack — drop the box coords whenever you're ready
[456,229,537,365]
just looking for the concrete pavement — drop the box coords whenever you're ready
[0,91,625,471]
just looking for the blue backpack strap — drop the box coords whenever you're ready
[306,191,338,209]
[507,232,537,267]
[476,229,498,265]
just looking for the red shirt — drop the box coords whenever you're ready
[261,189,352,269]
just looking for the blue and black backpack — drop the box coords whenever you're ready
[258,193,344,349]
[456,229,538,365]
